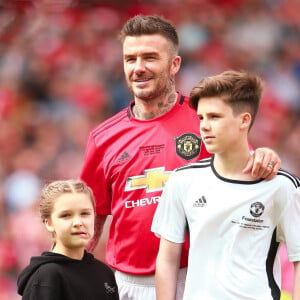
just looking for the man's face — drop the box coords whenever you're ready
[122,34,180,101]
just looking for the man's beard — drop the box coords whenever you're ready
[129,77,171,101]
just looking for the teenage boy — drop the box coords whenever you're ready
[152,70,300,300]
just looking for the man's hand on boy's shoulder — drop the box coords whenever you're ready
[243,147,281,180]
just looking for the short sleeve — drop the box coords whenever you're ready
[277,180,300,262]
[151,171,187,243]
[80,133,111,215]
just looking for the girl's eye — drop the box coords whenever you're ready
[60,213,70,218]
[82,211,92,216]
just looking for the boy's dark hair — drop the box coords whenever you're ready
[189,70,264,129]
[118,14,179,53]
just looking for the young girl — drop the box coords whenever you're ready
[17,179,119,300]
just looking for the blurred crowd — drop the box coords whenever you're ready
[0,0,299,299]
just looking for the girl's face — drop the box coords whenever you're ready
[45,192,95,259]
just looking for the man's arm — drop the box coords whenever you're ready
[243,147,281,180]
[155,237,182,300]
[293,261,300,300]
[87,214,107,253]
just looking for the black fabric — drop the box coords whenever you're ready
[266,230,281,300]
[17,251,119,300]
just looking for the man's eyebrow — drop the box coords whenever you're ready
[124,51,159,57]
[142,51,159,56]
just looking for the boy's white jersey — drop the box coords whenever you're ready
[152,157,300,300]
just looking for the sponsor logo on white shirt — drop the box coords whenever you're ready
[193,196,207,207]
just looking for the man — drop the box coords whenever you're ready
[152,71,300,300]
[80,15,281,300]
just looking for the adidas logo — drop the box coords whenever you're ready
[193,196,207,207]
[117,151,131,164]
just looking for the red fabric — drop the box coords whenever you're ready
[80,94,210,274]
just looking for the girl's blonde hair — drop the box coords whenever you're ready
[40,179,95,223]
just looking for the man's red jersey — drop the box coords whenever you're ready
[80,93,210,275]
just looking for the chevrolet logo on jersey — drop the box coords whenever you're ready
[125,167,172,193]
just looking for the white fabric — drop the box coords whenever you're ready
[115,267,186,300]
[152,157,300,300]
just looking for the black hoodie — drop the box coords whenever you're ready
[17,251,119,300]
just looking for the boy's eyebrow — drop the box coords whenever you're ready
[197,111,224,116]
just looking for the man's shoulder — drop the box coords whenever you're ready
[90,108,129,137]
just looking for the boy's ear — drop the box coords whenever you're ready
[240,112,251,129]
[44,218,55,233]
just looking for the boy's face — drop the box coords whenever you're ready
[197,96,249,154]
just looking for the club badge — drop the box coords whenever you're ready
[175,133,201,160]
[250,202,265,217]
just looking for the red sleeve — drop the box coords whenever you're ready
[80,134,111,215]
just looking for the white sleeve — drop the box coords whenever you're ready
[151,172,187,243]
[277,182,300,262]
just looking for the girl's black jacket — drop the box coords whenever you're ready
[17,251,119,300]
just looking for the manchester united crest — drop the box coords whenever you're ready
[250,202,265,217]
[175,133,201,160]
